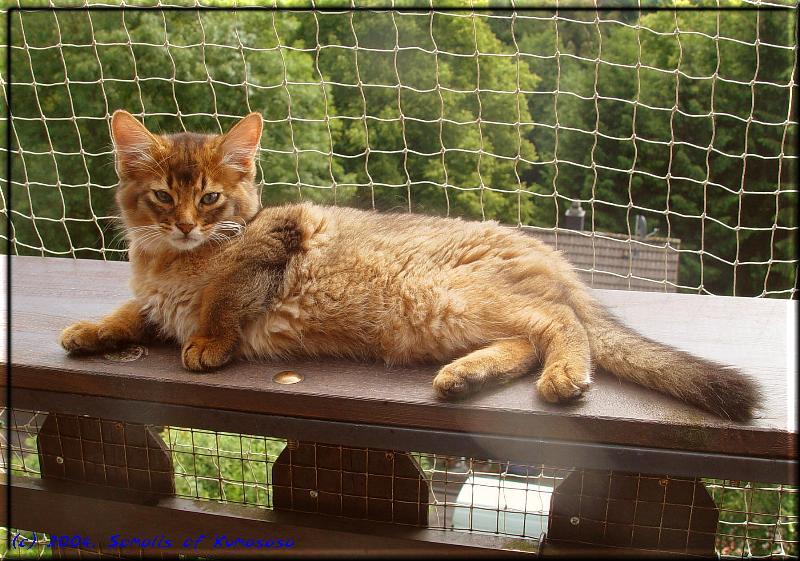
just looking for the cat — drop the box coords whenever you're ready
[60,110,762,422]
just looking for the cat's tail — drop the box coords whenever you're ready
[570,292,762,422]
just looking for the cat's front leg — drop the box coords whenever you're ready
[182,333,239,372]
[181,219,304,372]
[180,265,284,372]
[60,300,149,354]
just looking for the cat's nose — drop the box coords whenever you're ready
[176,223,195,235]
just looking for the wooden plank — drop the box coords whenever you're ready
[1,475,531,557]
[1,256,795,460]
[546,471,718,556]
[37,413,175,495]
[10,388,797,484]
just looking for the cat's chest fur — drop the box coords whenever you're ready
[130,252,302,348]
[134,275,199,344]
[130,255,207,344]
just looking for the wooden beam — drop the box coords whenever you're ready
[10,388,797,484]
[2,256,795,460]
[1,476,531,557]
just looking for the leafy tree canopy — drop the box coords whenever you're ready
[4,7,796,296]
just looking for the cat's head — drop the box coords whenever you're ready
[111,110,262,252]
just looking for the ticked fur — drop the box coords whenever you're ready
[60,111,762,422]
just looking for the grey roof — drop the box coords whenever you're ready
[524,227,682,292]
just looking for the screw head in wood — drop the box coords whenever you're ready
[570,516,580,526]
[309,490,318,498]
[659,478,669,486]
[56,456,64,465]
[272,370,304,385]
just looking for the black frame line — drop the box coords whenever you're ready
[4,0,798,544]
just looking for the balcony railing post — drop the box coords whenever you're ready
[272,440,431,527]
[544,470,718,557]
[37,412,175,557]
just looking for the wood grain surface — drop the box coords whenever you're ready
[1,256,796,460]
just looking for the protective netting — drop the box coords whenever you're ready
[1,3,797,297]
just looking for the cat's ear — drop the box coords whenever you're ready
[110,110,161,177]
[217,112,263,173]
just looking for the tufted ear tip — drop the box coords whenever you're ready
[243,112,263,125]
[111,109,133,120]
[217,113,263,172]
[110,110,160,177]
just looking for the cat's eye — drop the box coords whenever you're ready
[153,190,173,204]
[201,192,220,205]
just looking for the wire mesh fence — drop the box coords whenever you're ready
[1,3,797,296]
[1,408,797,558]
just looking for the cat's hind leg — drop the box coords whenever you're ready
[529,304,592,403]
[433,338,538,398]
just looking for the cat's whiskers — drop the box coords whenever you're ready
[218,219,246,230]
[100,217,128,248]
[211,220,246,240]
[205,230,238,250]
[109,230,129,248]
[130,233,161,250]
[207,235,226,249]
[128,227,168,252]
[122,225,163,247]
[125,225,161,235]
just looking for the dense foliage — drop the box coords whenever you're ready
[3,7,796,298]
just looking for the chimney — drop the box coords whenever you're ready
[564,201,585,231]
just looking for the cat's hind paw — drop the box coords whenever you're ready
[433,365,482,399]
[182,336,235,372]
[536,359,591,403]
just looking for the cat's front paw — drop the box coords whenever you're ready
[60,321,107,354]
[60,321,137,354]
[182,336,234,372]
[269,218,308,253]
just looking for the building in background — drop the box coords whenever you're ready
[527,227,681,293]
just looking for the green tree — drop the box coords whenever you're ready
[7,8,350,258]
[4,7,795,298]
[516,8,796,296]
[293,10,548,223]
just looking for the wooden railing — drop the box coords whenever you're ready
[1,256,796,557]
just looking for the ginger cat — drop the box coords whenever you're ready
[60,110,761,422]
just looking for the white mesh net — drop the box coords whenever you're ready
[1,3,797,297]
